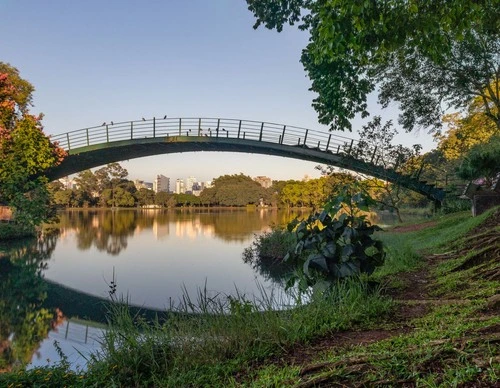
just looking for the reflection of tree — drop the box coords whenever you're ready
[197,209,302,242]
[0,232,59,371]
[58,208,307,247]
[59,210,138,255]
[243,252,294,286]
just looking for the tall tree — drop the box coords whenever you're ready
[0,63,66,230]
[436,90,499,161]
[247,1,500,132]
[349,116,423,222]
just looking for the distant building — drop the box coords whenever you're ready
[154,175,170,193]
[134,179,154,191]
[175,178,185,194]
[191,182,203,196]
[59,176,76,190]
[186,176,197,193]
[254,176,272,188]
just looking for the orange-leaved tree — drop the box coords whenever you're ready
[0,62,66,232]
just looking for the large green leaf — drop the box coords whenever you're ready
[321,242,336,258]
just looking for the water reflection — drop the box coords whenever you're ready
[0,233,58,372]
[0,209,309,371]
[63,210,137,255]
[58,209,308,251]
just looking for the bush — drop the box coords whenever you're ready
[0,222,36,240]
[243,226,297,282]
[285,183,386,293]
[441,197,471,214]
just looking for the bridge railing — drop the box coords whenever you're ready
[50,117,426,179]
[50,117,363,155]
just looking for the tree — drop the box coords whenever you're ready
[199,186,216,206]
[108,186,135,207]
[457,135,500,186]
[94,163,131,207]
[436,92,499,161]
[73,170,99,204]
[135,188,156,207]
[173,193,201,207]
[247,1,500,132]
[0,63,34,129]
[348,116,423,222]
[52,189,74,207]
[155,191,170,207]
[0,63,66,230]
[280,180,303,207]
[210,174,267,206]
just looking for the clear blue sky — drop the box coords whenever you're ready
[0,0,436,184]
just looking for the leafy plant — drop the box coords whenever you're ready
[285,183,385,292]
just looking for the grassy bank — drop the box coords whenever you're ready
[247,208,500,386]
[1,208,498,386]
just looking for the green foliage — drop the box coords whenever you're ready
[457,134,500,184]
[0,223,36,239]
[440,197,472,215]
[0,63,66,230]
[243,226,297,283]
[278,173,357,209]
[349,116,425,222]
[247,1,500,132]
[208,174,268,206]
[286,183,385,292]
[0,234,58,370]
[0,62,34,129]
[134,187,156,206]
[173,193,201,207]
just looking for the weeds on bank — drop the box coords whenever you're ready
[0,278,391,387]
[82,279,391,386]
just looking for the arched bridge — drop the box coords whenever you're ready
[47,117,445,202]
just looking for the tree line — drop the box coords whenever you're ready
[48,166,428,214]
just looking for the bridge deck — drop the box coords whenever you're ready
[48,117,446,202]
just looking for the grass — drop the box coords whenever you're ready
[0,278,391,387]
[1,207,498,386]
[83,279,391,386]
[248,301,499,387]
[245,207,500,386]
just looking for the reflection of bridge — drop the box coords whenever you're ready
[47,117,445,202]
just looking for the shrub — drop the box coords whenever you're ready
[285,183,386,293]
[242,226,297,282]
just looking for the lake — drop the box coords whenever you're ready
[0,208,305,371]
[0,207,425,371]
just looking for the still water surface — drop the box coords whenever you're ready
[48,209,302,309]
[1,209,304,371]
[1,208,410,371]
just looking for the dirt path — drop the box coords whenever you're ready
[239,210,499,385]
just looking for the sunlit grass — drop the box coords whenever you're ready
[81,278,391,386]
